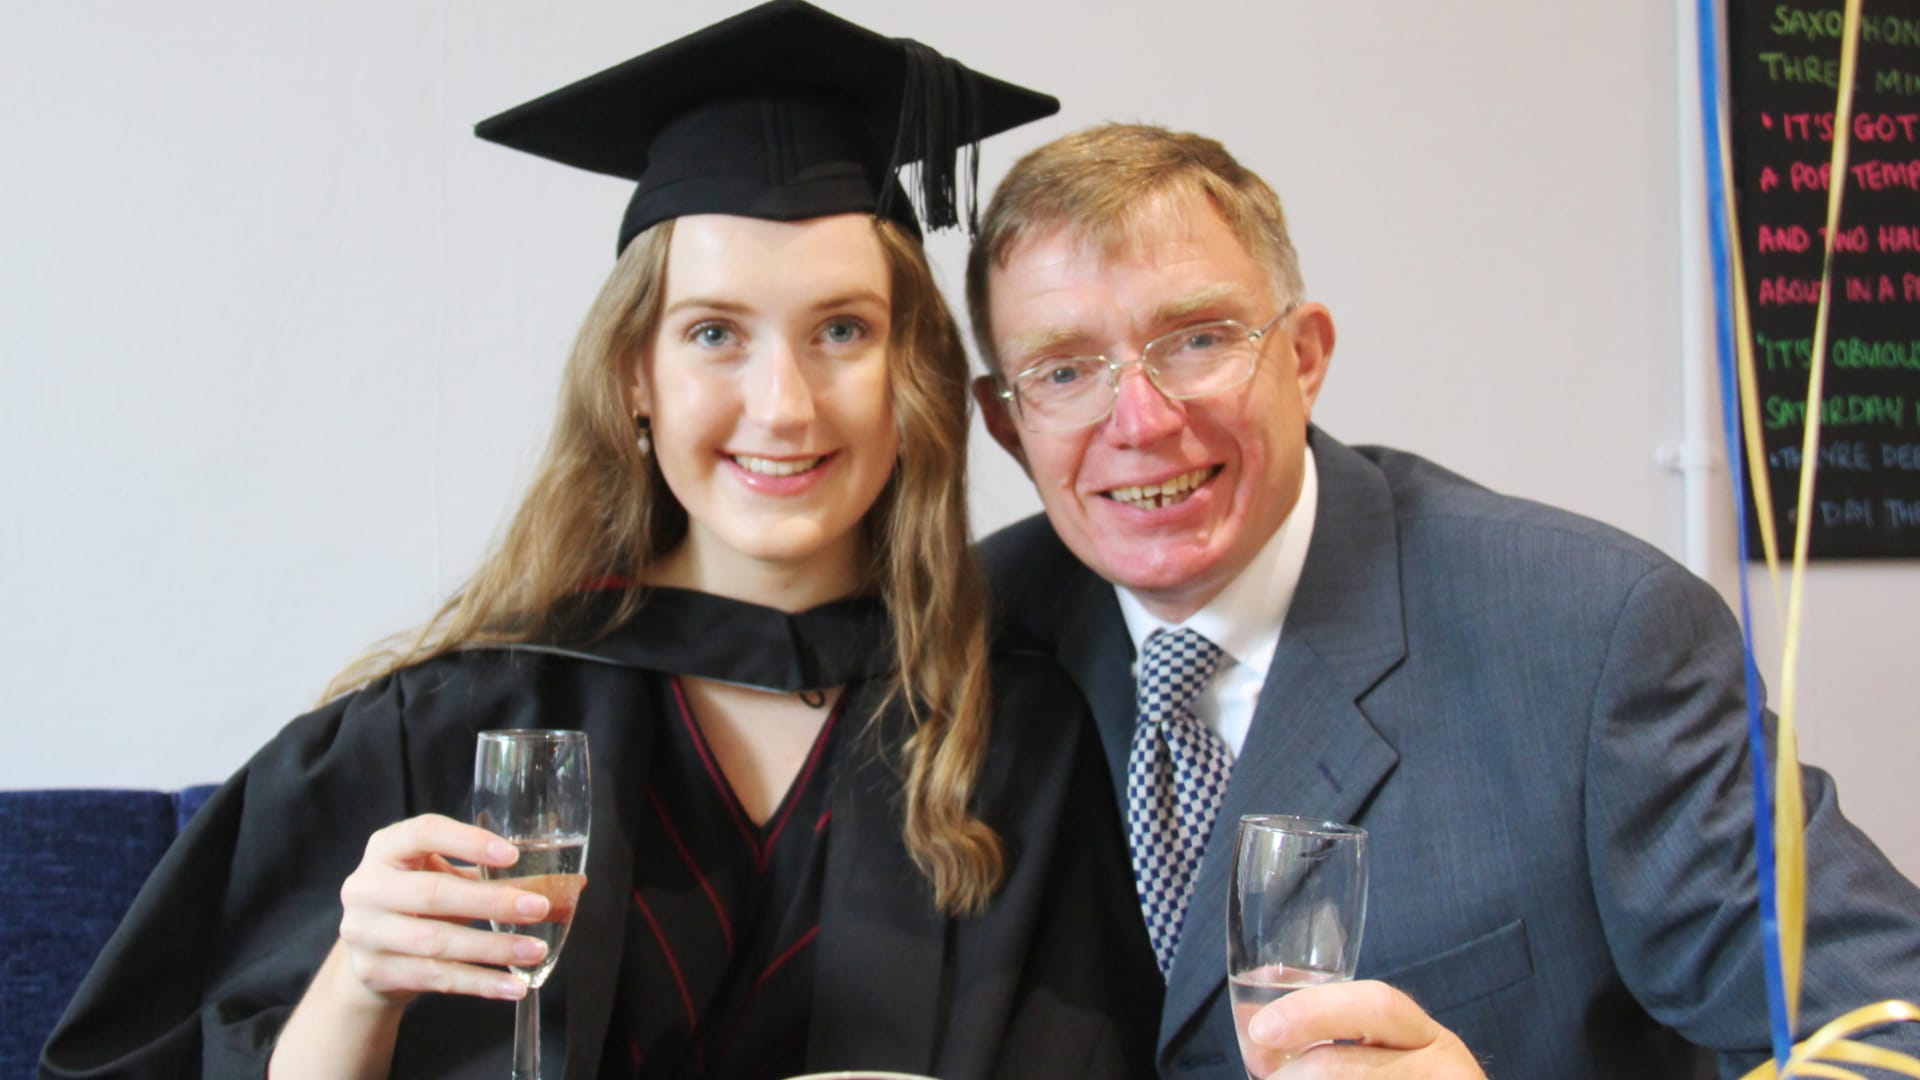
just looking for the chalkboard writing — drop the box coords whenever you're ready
[1729,1,1920,557]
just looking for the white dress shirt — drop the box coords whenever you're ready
[1115,446,1318,758]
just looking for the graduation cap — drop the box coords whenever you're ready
[475,0,1059,254]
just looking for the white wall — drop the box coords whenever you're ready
[3,1,1913,881]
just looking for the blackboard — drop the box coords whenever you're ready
[1727,1,1920,557]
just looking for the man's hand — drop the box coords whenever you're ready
[1238,980,1486,1078]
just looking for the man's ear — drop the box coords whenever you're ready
[972,375,1030,473]
[1287,303,1336,416]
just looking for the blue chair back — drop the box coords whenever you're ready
[0,785,216,1077]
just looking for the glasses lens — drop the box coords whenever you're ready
[1147,320,1259,398]
[1014,357,1112,430]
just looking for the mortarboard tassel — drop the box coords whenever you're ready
[882,40,983,234]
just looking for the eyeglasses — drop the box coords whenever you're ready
[998,304,1300,433]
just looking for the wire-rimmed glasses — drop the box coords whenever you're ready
[998,303,1300,433]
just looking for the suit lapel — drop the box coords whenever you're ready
[1158,641,1400,1050]
[1160,432,1409,1056]
[1048,563,1139,805]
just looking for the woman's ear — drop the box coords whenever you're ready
[625,352,653,417]
[627,357,655,456]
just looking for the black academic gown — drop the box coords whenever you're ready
[41,588,1160,1079]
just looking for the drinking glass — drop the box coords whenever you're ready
[1227,815,1368,1078]
[782,1074,940,1079]
[473,729,591,1080]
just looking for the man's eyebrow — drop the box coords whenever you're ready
[998,282,1260,367]
[1001,326,1095,364]
[1150,283,1256,325]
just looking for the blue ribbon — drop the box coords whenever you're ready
[1691,0,1791,1068]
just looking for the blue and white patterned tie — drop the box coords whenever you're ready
[1126,627,1232,978]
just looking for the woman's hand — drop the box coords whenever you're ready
[334,812,552,1005]
[271,814,556,1079]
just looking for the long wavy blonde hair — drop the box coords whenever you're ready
[329,217,1002,914]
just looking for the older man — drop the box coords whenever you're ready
[968,123,1920,1078]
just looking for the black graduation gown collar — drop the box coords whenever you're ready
[533,587,914,1078]
[537,586,897,692]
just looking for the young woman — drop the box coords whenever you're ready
[41,4,1159,1078]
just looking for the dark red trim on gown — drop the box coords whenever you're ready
[606,674,845,1080]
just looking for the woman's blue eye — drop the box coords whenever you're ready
[693,323,735,347]
[822,318,867,345]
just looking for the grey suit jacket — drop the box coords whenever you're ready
[982,429,1920,1079]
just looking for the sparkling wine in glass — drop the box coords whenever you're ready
[473,729,590,1080]
[1227,815,1367,1079]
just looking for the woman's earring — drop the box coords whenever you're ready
[634,414,652,456]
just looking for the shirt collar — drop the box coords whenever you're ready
[1116,444,1318,680]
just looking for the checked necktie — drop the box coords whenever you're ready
[1126,627,1232,977]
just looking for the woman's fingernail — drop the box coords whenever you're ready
[496,978,527,1000]
[515,893,550,917]
[1248,1008,1284,1044]
[487,840,518,864]
[513,937,548,963]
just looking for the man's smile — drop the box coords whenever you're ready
[1099,465,1222,510]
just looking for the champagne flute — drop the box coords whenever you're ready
[781,1074,941,1079]
[473,729,591,1080]
[1227,815,1368,1078]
